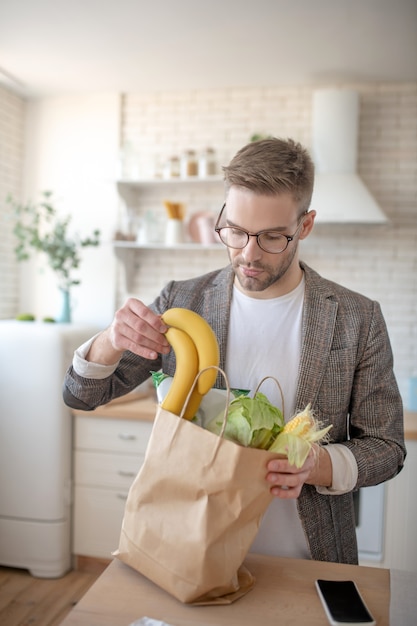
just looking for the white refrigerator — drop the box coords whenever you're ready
[0,320,99,577]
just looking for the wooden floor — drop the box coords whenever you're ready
[0,560,108,626]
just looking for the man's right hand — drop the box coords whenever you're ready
[86,298,170,365]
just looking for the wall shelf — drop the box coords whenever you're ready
[113,240,223,251]
[114,176,225,293]
[113,241,225,292]
[117,175,224,188]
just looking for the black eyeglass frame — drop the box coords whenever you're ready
[214,203,308,254]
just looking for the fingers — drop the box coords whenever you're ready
[269,484,301,499]
[266,451,316,499]
[266,471,306,499]
[109,298,170,360]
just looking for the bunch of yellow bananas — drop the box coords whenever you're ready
[160,308,220,420]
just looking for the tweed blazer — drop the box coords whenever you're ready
[64,261,405,564]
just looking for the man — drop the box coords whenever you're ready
[63,138,405,564]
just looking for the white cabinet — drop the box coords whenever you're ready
[0,322,99,577]
[383,438,417,572]
[72,416,153,560]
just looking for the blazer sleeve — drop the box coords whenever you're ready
[342,300,406,487]
[62,267,232,410]
[300,262,406,490]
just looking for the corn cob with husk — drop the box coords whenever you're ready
[268,403,332,467]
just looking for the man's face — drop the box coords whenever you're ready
[222,187,311,298]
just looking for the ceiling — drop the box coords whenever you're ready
[1,0,416,99]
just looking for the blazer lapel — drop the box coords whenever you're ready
[296,264,339,410]
[199,266,234,386]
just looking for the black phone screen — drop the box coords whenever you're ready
[316,579,375,624]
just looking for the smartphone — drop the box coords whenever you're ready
[315,579,376,625]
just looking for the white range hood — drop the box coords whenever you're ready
[310,88,388,224]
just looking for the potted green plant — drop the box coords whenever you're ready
[6,190,100,322]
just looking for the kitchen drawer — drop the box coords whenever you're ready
[73,485,129,559]
[74,450,142,489]
[74,416,153,454]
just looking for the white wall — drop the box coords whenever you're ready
[0,86,24,318]
[20,93,120,328]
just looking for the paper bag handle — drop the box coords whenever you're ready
[180,366,231,437]
[181,369,286,437]
[254,376,285,420]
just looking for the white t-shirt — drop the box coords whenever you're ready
[226,278,311,558]
[225,279,305,420]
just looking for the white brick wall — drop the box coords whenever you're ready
[0,86,25,319]
[119,83,417,399]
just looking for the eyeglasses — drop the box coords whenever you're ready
[214,204,307,254]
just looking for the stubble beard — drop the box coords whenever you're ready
[229,245,298,293]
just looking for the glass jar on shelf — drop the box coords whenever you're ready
[198,147,217,177]
[163,155,181,179]
[180,150,198,178]
[162,154,181,179]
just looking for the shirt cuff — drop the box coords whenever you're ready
[73,333,120,379]
[315,443,358,495]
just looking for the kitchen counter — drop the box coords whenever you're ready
[58,553,417,626]
[74,395,417,440]
[72,392,157,422]
[404,410,417,440]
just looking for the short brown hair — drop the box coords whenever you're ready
[223,138,315,214]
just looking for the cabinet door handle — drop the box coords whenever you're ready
[118,470,137,477]
[116,493,128,500]
[118,432,137,441]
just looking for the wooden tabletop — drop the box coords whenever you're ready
[60,554,390,626]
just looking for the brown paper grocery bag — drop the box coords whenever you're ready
[113,371,279,605]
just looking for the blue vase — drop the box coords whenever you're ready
[57,288,71,323]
